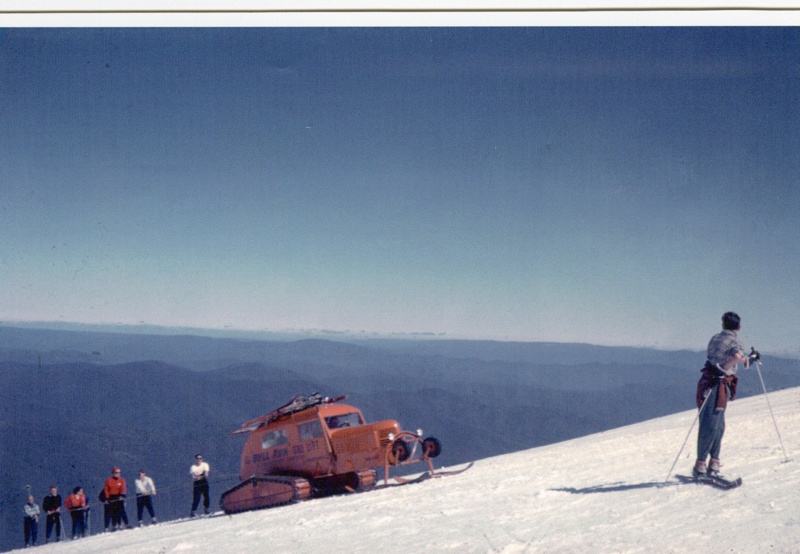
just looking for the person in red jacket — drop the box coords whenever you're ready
[64,487,88,539]
[103,468,130,530]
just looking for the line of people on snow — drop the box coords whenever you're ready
[21,467,159,547]
[24,485,93,547]
[22,454,211,548]
[97,466,160,532]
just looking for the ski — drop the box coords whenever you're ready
[380,462,474,488]
[700,474,743,489]
[233,393,347,434]
[149,512,224,528]
[675,474,742,490]
[392,472,432,485]
[396,462,475,483]
[431,461,474,478]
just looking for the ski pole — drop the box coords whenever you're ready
[663,387,713,485]
[751,356,791,463]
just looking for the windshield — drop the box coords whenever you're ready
[325,412,363,429]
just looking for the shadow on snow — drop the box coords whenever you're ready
[551,480,679,494]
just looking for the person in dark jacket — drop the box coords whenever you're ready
[98,489,112,531]
[42,485,62,542]
[694,311,751,477]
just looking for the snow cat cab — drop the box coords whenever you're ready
[220,393,442,514]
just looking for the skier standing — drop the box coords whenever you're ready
[190,454,211,516]
[23,495,40,547]
[135,470,158,525]
[103,467,130,530]
[42,485,62,542]
[64,487,88,539]
[694,311,750,477]
[98,489,111,532]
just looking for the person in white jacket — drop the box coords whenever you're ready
[23,495,40,547]
[134,470,157,525]
[190,454,211,516]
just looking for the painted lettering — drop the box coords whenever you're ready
[272,447,290,459]
[251,452,270,463]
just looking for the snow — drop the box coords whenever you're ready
[18,387,800,553]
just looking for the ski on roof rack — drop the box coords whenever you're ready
[232,393,347,434]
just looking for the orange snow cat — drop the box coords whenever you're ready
[220,393,442,514]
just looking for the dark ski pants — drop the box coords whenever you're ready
[103,503,111,530]
[137,495,156,522]
[697,384,726,462]
[45,513,61,541]
[23,516,38,546]
[192,478,210,514]
[109,497,129,529]
[70,511,85,539]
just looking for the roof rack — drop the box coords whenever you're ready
[232,393,346,434]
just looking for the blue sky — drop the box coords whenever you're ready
[2,27,799,354]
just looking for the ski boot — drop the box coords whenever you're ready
[692,460,707,479]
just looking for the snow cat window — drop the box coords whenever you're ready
[261,429,289,450]
[298,420,323,442]
[325,413,363,429]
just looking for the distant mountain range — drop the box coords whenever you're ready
[1,325,798,552]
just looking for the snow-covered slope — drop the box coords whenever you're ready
[21,388,800,553]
